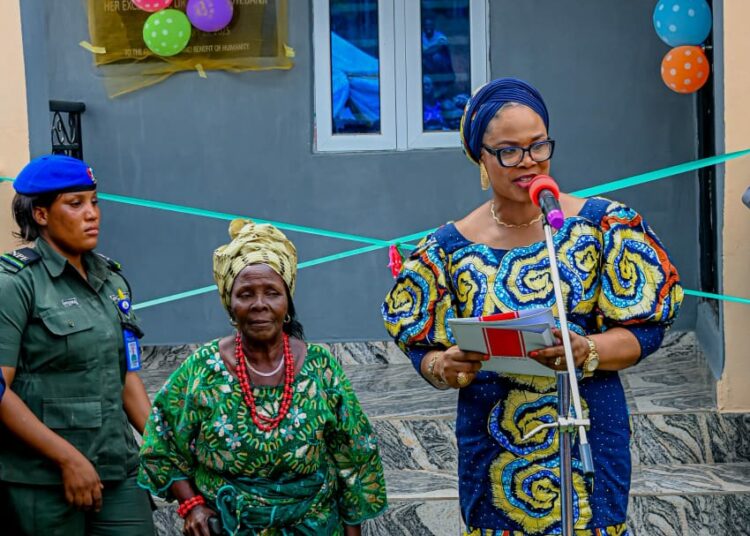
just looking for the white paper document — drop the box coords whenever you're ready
[448,308,557,377]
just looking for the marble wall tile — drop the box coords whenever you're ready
[152,499,182,536]
[631,463,750,495]
[384,469,459,501]
[708,413,750,463]
[622,346,716,414]
[346,364,458,419]
[630,410,750,466]
[140,343,198,397]
[629,493,750,536]
[374,419,458,471]
[319,341,411,366]
[362,500,461,536]
[630,413,712,465]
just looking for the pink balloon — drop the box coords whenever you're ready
[132,0,173,13]
[187,0,234,32]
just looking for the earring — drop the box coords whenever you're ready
[229,317,238,327]
[479,162,490,191]
[284,314,291,324]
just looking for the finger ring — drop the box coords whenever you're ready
[554,357,562,366]
[457,371,471,388]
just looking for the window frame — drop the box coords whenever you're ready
[313,0,489,152]
[312,0,397,152]
[402,0,488,150]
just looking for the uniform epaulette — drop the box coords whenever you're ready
[0,248,41,273]
[96,253,122,272]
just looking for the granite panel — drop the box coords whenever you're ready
[631,463,750,495]
[345,363,458,420]
[374,419,457,471]
[707,412,750,464]
[630,412,712,465]
[628,493,750,536]
[384,469,459,501]
[319,341,411,366]
[621,332,716,415]
[362,500,461,536]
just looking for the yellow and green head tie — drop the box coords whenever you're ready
[212,218,298,312]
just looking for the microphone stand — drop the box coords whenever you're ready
[522,219,595,536]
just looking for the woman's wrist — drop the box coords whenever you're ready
[423,351,450,390]
[177,494,206,518]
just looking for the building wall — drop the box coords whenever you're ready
[19,0,700,344]
[719,0,750,411]
[0,0,30,251]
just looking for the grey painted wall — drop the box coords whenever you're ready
[21,0,699,344]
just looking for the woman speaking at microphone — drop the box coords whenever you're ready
[382,78,683,535]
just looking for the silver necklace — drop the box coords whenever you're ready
[245,355,284,377]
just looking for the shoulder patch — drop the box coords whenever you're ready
[0,248,41,273]
[96,253,122,272]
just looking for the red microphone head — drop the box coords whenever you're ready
[529,175,560,207]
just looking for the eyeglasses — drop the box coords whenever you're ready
[482,139,555,168]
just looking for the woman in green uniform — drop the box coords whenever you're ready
[0,155,155,535]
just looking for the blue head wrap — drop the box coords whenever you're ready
[460,78,549,165]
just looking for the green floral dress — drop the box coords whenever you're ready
[138,341,387,535]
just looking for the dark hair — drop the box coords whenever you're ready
[12,192,59,242]
[284,289,305,341]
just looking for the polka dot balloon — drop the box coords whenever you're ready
[187,0,234,32]
[661,46,710,94]
[653,0,712,47]
[142,9,192,57]
[132,0,173,13]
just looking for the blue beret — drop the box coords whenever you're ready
[14,155,97,196]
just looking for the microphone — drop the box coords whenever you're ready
[529,175,564,229]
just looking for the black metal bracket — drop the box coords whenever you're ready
[697,1,718,305]
[49,100,86,160]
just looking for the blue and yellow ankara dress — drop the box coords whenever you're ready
[382,197,682,535]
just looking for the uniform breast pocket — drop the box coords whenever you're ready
[36,309,96,371]
[42,397,103,430]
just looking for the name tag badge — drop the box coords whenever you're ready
[123,328,142,371]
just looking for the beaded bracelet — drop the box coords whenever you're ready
[177,495,206,518]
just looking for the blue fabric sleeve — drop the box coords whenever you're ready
[404,346,430,376]
[621,323,665,362]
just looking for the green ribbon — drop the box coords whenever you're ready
[4,147,750,310]
[684,289,750,306]
[0,179,391,246]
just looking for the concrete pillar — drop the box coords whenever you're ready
[0,0,30,251]
[719,0,750,411]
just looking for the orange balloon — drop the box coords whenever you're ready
[661,46,710,94]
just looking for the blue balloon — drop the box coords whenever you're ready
[653,0,712,47]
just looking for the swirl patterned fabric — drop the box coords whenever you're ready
[382,197,681,534]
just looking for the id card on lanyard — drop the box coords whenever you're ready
[116,289,142,371]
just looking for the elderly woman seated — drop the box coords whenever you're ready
[138,219,387,535]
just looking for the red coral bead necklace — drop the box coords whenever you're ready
[234,331,295,432]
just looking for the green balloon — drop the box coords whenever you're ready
[143,9,191,57]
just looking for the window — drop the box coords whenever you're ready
[313,0,488,152]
